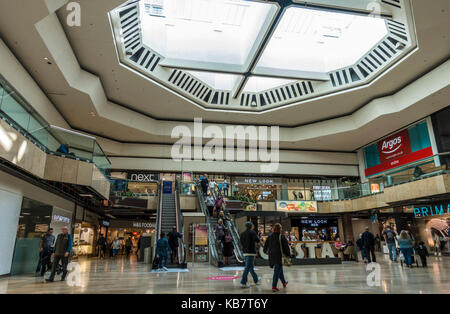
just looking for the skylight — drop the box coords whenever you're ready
[256,6,388,73]
[243,77,295,93]
[140,0,277,71]
[187,71,241,91]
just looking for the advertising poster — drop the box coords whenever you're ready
[364,121,433,177]
[194,225,208,246]
[276,200,318,213]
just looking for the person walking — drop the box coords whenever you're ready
[200,174,209,195]
[214,194,226,217]
[222,229,234,265]
[112,237,121,257]
[383,226,397,262]
[156,232,170,271]
[361,227,376,263]
[263,223,290,292]
[168,226,182,264]
[125,236,132,258]
[356,233,366,262]
[205,193,215,217]
[240,221,261,288]
[398,230,414,267]
[414,241,429,267]
[46,226,72,282]
[36,228,55,276]
[222,180,229,196]
[97,234,107,259]
[209,179,217,194]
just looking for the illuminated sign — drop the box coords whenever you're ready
[414,204,450,218]
[276,200,317,213]
[52,215,70,223]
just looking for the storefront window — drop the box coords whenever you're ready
[11,198,53,275]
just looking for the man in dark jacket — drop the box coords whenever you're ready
[361,227,376,262]
[37,228,55,276]
[239,221,261,288]
[167,226,183,264]
[264,223,290,291]
[46,226,73,282]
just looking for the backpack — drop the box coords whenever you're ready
[386,231,395,241]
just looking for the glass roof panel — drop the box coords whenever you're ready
[243,76,296,93]
[140,0,277,70]
[187,71,241,91]
[257,6,388,73]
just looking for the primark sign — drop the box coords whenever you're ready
[414,203,450,218]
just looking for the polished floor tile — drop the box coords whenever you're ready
[0,254,448,294]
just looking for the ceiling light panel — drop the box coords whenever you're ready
[243,76,296,93]
[140,0,277,70]
[257,6,388,73]
[187,71,241,91]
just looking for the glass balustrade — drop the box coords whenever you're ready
[0,75,111,177]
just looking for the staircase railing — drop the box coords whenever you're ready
[196,182,220,266]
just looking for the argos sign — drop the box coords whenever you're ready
[378,129,411,163]
[364,122,433,177]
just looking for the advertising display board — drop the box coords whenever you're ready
[276,200,318,213]
[363,121,433,177]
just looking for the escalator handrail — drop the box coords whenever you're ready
[196,182,220,264]
[153,182,162,261]
[174,180,185,265]
[208,187,244,263]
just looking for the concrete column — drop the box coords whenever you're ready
[342,214,355,243]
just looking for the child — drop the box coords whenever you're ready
[414,241,429,267]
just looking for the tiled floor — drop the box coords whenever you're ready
[1,254,448,294]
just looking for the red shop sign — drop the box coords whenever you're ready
[377,129,411,163]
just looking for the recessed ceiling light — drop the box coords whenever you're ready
[89,112,96,117]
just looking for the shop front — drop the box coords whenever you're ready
[73,208,100,257]
[413,202,450,255]
[11,198,74,275]
[107,219,156,256]
[232,176,283,202]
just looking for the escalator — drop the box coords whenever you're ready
[153,181,185,268]
[195,184,221,266]
[208,187,244,266]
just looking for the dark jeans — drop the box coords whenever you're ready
[170,246,178,264]
[272,264,286,288]
[126,246,131,257]
[241,256,258,285]
[40,250,52,276]
[419,254,427,267]
[365,246,376,262]
[49,255,69,281]
[158,253,168,268]
[400,248,413,266]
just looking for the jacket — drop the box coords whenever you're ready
[263,232,290,268]
[168,231,182,248]
[361,231,375,248]
[240,229,260,256]
[53,233,73,256]
[156,238,170,256]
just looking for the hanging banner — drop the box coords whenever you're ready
[276,200,317,213]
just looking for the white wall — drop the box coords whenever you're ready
[0,189,22,275]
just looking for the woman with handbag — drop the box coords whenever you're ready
[263,223,291,292]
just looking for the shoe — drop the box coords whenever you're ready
[283,281,288,288]
[272,287,279,292]
[240,283,250,288]
[162,267,168,271]
[255,277,262,285]
[45,278,54,282]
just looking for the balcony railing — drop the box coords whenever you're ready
[0,75,111,176]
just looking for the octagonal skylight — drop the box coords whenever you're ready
[111,0,414,111]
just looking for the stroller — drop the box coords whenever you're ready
[398,248,419,267]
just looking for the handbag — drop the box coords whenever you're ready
[279,234,292,267]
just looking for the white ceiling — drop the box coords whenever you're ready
[0,0,448,152]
